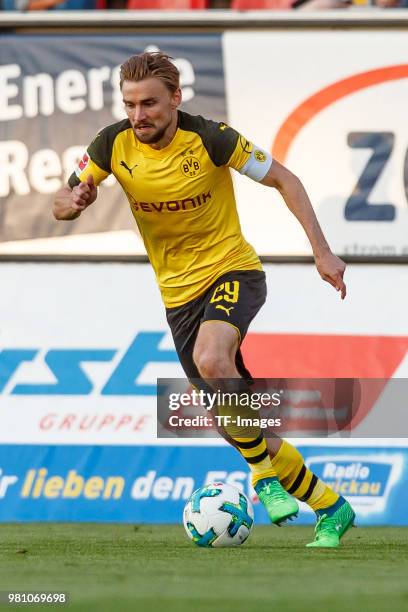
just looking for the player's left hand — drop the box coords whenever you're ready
[314,251,347,300]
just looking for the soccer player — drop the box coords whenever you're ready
[53,52,355,547]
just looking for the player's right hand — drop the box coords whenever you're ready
[71,175,97,211]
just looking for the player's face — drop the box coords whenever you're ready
[122,78,181,146]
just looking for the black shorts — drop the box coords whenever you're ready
[165,269,266,382]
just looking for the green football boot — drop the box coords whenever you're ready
[255,478,299,526]
[306,499,355,548]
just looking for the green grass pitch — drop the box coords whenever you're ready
[0,524,407,611]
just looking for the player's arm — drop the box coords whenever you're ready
[53,175,97,221]
[260,159,346,299]
[209,121,346,299]
[53,130,111,221]
[222,124,346,299]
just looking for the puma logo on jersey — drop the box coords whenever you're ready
[120,161,138,177]
[215,305,234,317]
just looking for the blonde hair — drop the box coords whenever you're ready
[120,52,180,93]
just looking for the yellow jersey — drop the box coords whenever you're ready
[69,111,270,308]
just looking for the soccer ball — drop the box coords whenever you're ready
[183,482,254,548]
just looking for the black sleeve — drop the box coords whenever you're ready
[178,112,247,167]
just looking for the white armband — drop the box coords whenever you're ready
[238,146,273,182]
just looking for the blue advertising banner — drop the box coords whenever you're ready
[0,444,406,525]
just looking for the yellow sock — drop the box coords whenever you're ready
[235,434,277,487]
[271,440,339,511]
[216,402,276,487]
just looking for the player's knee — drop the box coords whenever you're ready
[193,350,231,380]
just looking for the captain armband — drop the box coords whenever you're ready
[238,146,273,182]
